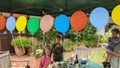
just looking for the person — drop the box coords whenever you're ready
[52,34,63,62]
[103,28,120,68]
[109,44,120,68]
[39,46,52,68]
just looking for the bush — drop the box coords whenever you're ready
[79,41,94,47]
[100,29,112,43]
[64,40,75,51]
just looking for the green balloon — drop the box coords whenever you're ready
[27,17,40,35]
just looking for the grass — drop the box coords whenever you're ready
[89,47,107,66]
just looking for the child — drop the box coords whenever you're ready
[103,28,120,67]
[39,46,52,68]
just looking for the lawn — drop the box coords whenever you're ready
[89,47,106,66]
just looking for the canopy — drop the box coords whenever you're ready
[0,0,120,16]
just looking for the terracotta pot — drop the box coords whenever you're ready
[29,52,34,56]
[14,47,25,56]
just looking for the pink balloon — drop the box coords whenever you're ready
[40,15,54,34]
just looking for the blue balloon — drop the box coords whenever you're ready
[89,7,109,31]
[6,16,16,33]
[54,14,70,35]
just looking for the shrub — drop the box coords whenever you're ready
[64,40,75,51]
[100,29,112,43]
[79,41,94,47]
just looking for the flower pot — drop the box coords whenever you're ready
[14,47,25,56]
[29,52,34,56]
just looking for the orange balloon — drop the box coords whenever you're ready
[0,16,5,31]
[70,11,87,32]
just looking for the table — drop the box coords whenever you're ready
[79,59,102,68]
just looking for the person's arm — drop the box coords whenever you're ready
[110,51,120,56]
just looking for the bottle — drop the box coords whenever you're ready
[25,65,30,68]
[74,54,79,64]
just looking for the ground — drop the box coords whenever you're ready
[10,47,106,68]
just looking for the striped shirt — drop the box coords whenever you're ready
[107,36,120,50]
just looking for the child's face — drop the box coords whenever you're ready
[56,38,61,43]
[112,31,118,37]
[45,49,51,55]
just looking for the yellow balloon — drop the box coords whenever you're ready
[16,16,27,34]
[112,5,120,26]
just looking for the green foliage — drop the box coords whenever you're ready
[60,61,67,66]
[68,23,96,42]
[29,47,36,52]
[35,46,43,58]
[79,40,94,47]
[90,48,106,66]
[64,40,75,51]
[35,27,57,46]
[100,29,112,43]
[34,23,97,49]
[68,23,97,47]
[35,53,42,58]
[11,36,32,48]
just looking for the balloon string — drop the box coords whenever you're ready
[19,34,25,53]
[11,33,18,53]
[42,33,45,46]
[94,33,99,61]
[75,32,78,55]
[62,35,64,48]
[76,32,78,45]
[83,30,85,41]
[32,35,34,53]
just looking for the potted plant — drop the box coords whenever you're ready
[28,37,39,56]
[28,46,35,56]
[11,36,32,56]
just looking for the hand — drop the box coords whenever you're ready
[56,44,60,47]
[109,51,114,55]
[106,51,112,56]
[107,49,111,53]
[56,44,62,48]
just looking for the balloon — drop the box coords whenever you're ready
[40,15,54,34]
[89,7,109,31]
[70,11,87,33]
[6,16,16,33]
[112,5,120,26]
[0,16,5,31]
[27,17,39,35]
[16,16,27,34]
[54,14,70,35]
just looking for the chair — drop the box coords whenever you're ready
[73,46,91,68]
[0,51,30,68]
[73,46,90,59]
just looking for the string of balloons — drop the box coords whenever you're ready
[0,5,118,37]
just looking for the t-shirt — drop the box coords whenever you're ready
[52,43,63,62]
[110,44,120,68]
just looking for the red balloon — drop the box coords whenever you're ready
[0,16,5,31]
[70,11,87,32]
